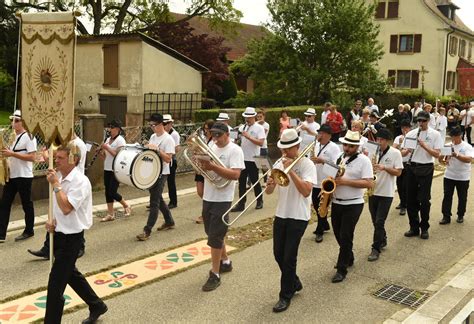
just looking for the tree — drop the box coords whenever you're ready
[149,21,231,99]
[7,0,242,35]
[232,0,386,104]
[0,1,18,110]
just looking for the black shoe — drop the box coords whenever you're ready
[255,201,263,210]
[27,249,49,259]
[168,203,177,209]
[420,231,429,239]
[315,234,323,243]
[219,260,233,273]
[323,223,331,232]
[404,229,419,237]
[395,204,401,209]
[331,272,346,283]
[230,204,245,212]
[82,302,108,324]
[146,205,150,209]
[439,218,450,225]
[78,249,85,258]
[272,298,291,313]
[156,223,175,231]
[294,280,303,293]
[381,241,387,249]
[399,208,406,215]
[15,233,34,242]
[456,217,464,223]
[367,249,380,262]
[202,271,221,291]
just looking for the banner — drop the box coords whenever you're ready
[457,68,474,97]
[20,12,76,144]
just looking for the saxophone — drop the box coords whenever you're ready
[318,155,346,218]
[367,149,379,197]
[0,127,15,185]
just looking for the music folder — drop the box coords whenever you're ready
[403,137,418,150]
[322,161,339,179]
[254,156,272,171]
[441,145,453,156]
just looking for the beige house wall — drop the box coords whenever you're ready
[373,0,474,96]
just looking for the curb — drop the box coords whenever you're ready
[7,187,197,233]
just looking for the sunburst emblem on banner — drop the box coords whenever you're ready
[34,57,58,102]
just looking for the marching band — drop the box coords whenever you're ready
[1,100,473,320]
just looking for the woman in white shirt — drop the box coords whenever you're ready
[100,120,131,222]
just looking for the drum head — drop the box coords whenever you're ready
[131,150,162,190]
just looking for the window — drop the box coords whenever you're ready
[459,39,466,58]
[468,42,472,61]
[446,71,456,91]
[390,34,422,53]
[375,0,399,19]
[103,44,119,88]
[449,36,458,56]
[388,70,419,89]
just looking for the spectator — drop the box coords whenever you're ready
[279,110,291,138]
[321,102,331,125]
[326,105,344,142]
[365,98,379,113]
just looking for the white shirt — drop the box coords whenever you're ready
[358,136,369,154]
[365,104,379,113]
[460,109,474,126]
[9,131,37,178]
[429,114,437,129]
[203,142,245,202]
[104,135,126,171]
[444,141,473,181]
[312,141,341,188]
[299,121,320,152]
[321,110,330,125]
[394,135,410,163]
[54,167,93,234]
[436,115,448,132]
[411,107,423,123]
[239,123,265,161]
[402,127,443,164]
[149,132,175,175]
[374,146,403,197]
[73,137,87,174]
[332,154,373,205]
[274,157,317,221]
[169,128,181,147]
[259,121,270,149]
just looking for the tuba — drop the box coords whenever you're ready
[183,131,231,189]
[317,157,346,218]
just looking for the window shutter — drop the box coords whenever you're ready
[414,34,422,53]
[446,72,451,90]
[387,1,399,18]
[375,2,386,18]
[390,35,398,53]
[388,70,396,87]
[103,44,119,88]
[411,70,419,89]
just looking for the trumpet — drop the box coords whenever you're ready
[183,132,231,188]
[223,141,316,226]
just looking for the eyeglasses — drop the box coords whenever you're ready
[211,132,223,138]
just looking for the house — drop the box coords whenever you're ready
[171,13,269,93]
[371,0,474,96]
[75,32,209,126]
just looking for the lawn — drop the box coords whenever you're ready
[0,111,11,125]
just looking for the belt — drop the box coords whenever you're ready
[408,162,434,167]
[334,197,361,202]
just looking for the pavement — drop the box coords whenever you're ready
[0,170,473,323]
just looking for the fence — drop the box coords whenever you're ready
[0,121,83,176]
[143,92,202,124]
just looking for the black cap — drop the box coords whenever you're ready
[449,126,462,137]
[210,122,229,134]
[108,119,122,129]
[376,128,392,140]
[149,113,163,124]
[400,119,411,127]
[416,111,430,121]
[319,124,332,134]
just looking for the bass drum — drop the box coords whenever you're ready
[113,144,162,190]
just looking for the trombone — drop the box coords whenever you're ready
[222,141,316,226]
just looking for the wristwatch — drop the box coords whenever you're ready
[53,186,62,193]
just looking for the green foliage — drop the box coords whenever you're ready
[232,0,386,105]
[0,111,11,124]
[215,73,238,105]
[0,68,13,88]
[373,90,467,110]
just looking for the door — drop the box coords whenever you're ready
[99,95,127,126]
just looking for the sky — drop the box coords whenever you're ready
[169,0,474,31]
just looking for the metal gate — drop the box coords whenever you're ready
[143,92,201,123]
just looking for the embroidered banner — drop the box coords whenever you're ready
[20,12,76,144]
[457,68,474,97]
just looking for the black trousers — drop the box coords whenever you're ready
[368,196,393,252]
[104,170,122,203]
[238,161,263,205]
[273,217,308,301]
[396,163,408,208]
[461,126,472,145]
[167,158,178,205]
[40,232,85,253]
[331,203,364,275]
[144,175,174,234]
[0,177,35,238]
[442,178,470,219]
[406,164,434,232]
[44,232,103,324]
[311,187,330,235]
